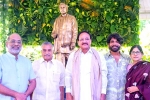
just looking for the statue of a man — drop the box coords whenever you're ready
[51,3,78,66]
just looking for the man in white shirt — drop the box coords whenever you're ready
[65,31,108,100]
[32,42,65,100]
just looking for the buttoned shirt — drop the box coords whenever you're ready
[0,52,35,100]
[105,52,130,100]
[32,58,65,100]
[65,49,107,100]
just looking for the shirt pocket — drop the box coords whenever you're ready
[53,72,60,83]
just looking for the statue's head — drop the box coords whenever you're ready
[59,3,68,16]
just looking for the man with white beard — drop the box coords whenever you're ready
[105,33,130,100]
[0,33,36,100]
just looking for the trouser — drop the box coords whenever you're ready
[55,53,70,67]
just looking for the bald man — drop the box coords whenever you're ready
[51,3,78,66]
[0,33,36,100]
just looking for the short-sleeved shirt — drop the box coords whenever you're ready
[32,58,65,100]
[0,52,35,100]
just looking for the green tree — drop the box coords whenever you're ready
[0,0,9,53]
[3,0,140,47]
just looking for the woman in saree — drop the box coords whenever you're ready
[125,45,150,100]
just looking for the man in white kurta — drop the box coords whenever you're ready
[65,31,107,100]
[32,42,65,100]
[66,49,107,100]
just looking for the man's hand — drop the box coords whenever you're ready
[100,94,106,100]
[51,34,58,39]
[127,86,139,93]
[66,93,73,100]
[70,43,75,50]
[54,34,58,39]
[15,92,27,100]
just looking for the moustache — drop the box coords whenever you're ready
[12,46,21,49]
[112,45,119,48]
[82,43,88,45]
[44,54,50,56]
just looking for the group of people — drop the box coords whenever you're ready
[0,32,150,100]
[0,2,150,100]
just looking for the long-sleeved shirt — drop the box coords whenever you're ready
[65,49,107,100]
[32,58,65,100]
[0,52,35,100]
[105,52,130,100]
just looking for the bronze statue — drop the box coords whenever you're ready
[51,3,78,66]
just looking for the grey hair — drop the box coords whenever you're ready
[41,41,53,47]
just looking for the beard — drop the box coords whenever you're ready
[7,45,22,55]
[109,45,120,52]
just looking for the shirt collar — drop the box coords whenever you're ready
[105,51,126,58]
[79,48,93,54]
[39,58,54,64]
[60,13,68,17]
[6,52,19,59]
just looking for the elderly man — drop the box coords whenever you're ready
[51,3,78,66]
[0,33,36,100]
[65,31,107,100]
[105,33,130,100]
[32,42,65,100]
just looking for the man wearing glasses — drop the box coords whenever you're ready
[0,33,36,100]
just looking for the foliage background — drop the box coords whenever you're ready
[7,0,139,46]
[0,0,9,53]
[0,0,140,61]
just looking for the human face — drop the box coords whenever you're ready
[78,32,91,53]
[108,38,121,52]
[6,34,22,56]
[130,47,143,63]
[59,4,68,15]
[41,44,53,61]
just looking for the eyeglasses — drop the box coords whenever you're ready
[8,40,22,44]
[79,38,90,41]
[131,51,141,55]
